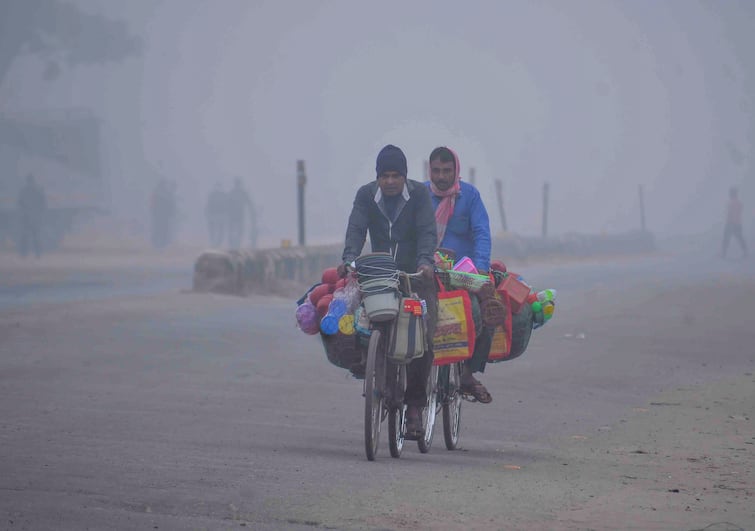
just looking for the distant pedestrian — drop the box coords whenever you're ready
[205,182,227,248]
[16,174,47,258]
[227,177,255,249]
[721,186,748,259]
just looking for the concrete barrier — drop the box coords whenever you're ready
[193,230,655,296]
[193,244,341,297]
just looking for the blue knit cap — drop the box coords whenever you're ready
[375,144,407,177]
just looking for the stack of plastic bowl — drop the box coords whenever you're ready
[355,253,400,322]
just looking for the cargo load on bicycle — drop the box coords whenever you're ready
[294,250,556,376]
[295,252,430,379]
[431,250,556,366]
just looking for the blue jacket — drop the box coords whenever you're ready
[425,180,491,272]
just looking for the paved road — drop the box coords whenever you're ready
[1,249,753,530]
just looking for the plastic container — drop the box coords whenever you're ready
[453,256,479,274]
[498,274,531,313]
[362,290,400,322]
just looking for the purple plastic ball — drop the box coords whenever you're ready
[296,302,319,335]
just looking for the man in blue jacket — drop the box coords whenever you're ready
[340,144,438,437]
[426,146,494,403]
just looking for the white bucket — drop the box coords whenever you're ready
[362,290,400,322]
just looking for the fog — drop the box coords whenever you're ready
[2,0,754,249]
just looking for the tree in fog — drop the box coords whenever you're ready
[0,0,140,86]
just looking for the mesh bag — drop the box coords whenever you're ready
[436,270,491,293]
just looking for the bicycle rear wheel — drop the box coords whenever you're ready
[364,328,384,461]
[442,362,462,450]
[418,364,439,453]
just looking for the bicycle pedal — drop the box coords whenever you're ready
[404,430,424,441]
[460,392,478,403]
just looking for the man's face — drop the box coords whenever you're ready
[430,159,456,192]
[377,171,406,197]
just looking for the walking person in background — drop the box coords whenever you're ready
[721,186,748,259]
[227,177,255,249]
[16,173,47,258]
[205,182,227,248]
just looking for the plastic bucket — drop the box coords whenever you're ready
[360,277,400,322]
[362,290,400,322]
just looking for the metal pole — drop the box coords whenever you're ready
[542,182,549,239]
[468,167,476,187]
[638,184,646,232]
[423,160,429,182]
[494,179,508,232]
[296,160,306,246]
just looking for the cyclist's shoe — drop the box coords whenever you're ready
[405,405,424,440]
[349,362,365,380]
[460,376,492,404]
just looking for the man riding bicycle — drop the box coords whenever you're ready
[339,144,438,438]
[426,146,494,403]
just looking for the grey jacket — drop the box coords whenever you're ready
[342,179,437,273]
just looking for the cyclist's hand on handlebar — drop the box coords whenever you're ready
[337,261,353,278]
[417,264,434,281]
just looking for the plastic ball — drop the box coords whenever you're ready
[308,283,331,306]
[338,314,355,335]
[490,259,507,273]
[321,267,340,285]
[320,314,339,335]
[328,298,347,318]
[316,294,333,318]
[295,302,319,335]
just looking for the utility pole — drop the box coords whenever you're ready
[296,160,306,246]
[468,167,476,187]
[638,184,646,232]
[542,182,550,239]
[494,179,508,233]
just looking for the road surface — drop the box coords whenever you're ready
[1,247,753,530]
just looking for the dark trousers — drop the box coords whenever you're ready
[722,223,748,257]
[18,222,42,258]
[405,275,438,407]
[466,293,493,374]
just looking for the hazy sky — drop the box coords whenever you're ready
[2,0,753,246]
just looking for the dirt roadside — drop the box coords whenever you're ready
[516,373,755,531]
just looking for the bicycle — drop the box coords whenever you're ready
[417,355,462,453]
[360,269,429,461]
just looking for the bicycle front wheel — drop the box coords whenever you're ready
[442,362,462,450]
[388,404,405,458]
[418,364,439,453]
[364,328,384,461]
